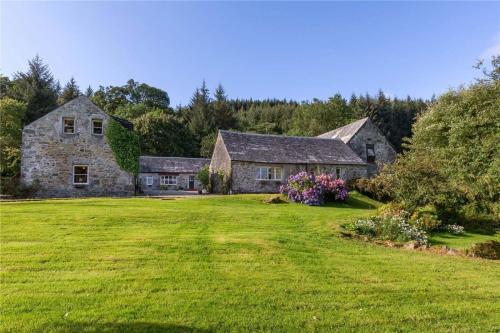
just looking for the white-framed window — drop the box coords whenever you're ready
[256,166,283,180]
[145,176,153,186]
[73,165,89,185]
[92,119,103,135]
[160,175,177,185]
[63,117,75,134]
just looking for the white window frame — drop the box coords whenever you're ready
[92,118,104,135]
[160,175,177,185]
[63,117,75,134]
[73,165,89,185]
[256,166,283,181]
[145,176,153,186]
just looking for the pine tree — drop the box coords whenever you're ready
[85,85,94,97]
[213,84,235,129]
[58,77,81,105]
[188,80,214,140]
[9,55,59,124]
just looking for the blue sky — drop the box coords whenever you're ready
[2,1,499,106]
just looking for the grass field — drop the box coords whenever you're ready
[1,193,499,332]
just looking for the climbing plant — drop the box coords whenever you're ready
[105,119,140,176]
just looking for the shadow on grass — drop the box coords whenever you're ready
[321,195,376,210]
[36,321,213,333]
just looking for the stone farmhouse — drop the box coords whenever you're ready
[21,97,396,197]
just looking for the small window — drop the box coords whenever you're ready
[366,144,376,163]
[256,167,283,180]
[160,175,177,185]
[63,117,75,134]
[92,119,103,135]
[335,167,342,179]
[146,176,153,186]
[73,165,89,185]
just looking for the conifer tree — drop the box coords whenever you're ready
[58,77,81,105]
[85,85,94,97]
[188,80,214,140]
[213,84,235,129]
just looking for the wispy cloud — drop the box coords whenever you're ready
[480,32,500,59]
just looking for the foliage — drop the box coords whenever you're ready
[6,55,59,124]
[349,175,394,202]
[376,56,500,221]
[215,171,231,194]
[133,111,197,157]
[0,177,39,197]
[57,77,81,105]
[0,98,27,178]
[105,119,140,175]
[410,205,441,231]
[346,215,429,246]
[466,240,500,260]
[199,132,217,158]
[196,165,210,191]
[280,172,348,206]
[186,80,214,140]
[92,79,170,114]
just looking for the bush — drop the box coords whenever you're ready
[349,175,393,202]
[197,165,210,191]
[346,215,429,246]
[443,224,465,235]
[279,172,348,206]
[410,205,442,231]
[0,177,39,198]
[466,241,500,260]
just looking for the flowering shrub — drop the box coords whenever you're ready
[279,172,348,206]
[444,224,465,235]
[346,215,429,246]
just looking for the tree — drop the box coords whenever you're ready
[92,79,170,114]
[58,77,81,105]
[379,57,500,220]
[8,55,59,124]
[213,84,235,129]
[200,132,217,158]
[85,85,94,97]
[188,80,214,140]
[133,111,197,157]
[0,98,27,177]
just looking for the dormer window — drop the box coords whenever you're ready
[366,144,375,163]
[63,117,75,134]
[92,119,103,135]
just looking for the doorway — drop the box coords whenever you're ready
[188,175,195,190]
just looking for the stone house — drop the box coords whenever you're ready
[139,156,210,194]
[210,130,367,193]
[21,96,134,197]
[317,117,396,177]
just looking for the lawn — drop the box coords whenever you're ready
[1,193,499,332]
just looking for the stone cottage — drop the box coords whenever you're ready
[209,130,367,193]
[317,117,396,176]
[21,96,134,197]
[139,156,210,194]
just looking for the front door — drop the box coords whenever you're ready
[188,175,195,190]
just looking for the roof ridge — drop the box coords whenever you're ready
[220,130,344,141]
[140,156,210,160]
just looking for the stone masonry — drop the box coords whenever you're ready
[21,96,134,197]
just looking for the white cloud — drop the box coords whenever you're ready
[480,32,500,59]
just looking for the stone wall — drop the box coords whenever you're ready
[139,173,201,195]
[347,120,397,177]
[209,133,232,193]
[230,161,367,193]
[21,97,134,197]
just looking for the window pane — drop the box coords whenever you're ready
[64,118,75,133]
[275,168,282,180]
[73,165,88,184]
[92,119,103,134]
[74,166,88,175]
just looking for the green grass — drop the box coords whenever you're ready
[1,193,499,332]
[430,231,500,249]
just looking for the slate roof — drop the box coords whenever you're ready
[316,117,370,143]
[219,130,365,165]
[140,156,210,173]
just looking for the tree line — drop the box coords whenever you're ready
[1,55,428,183]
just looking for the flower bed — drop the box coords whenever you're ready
[279,172,348,206]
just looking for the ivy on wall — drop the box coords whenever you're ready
[105,119,140,176]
